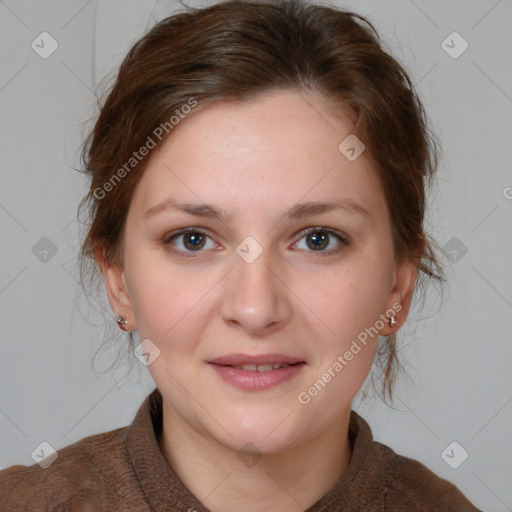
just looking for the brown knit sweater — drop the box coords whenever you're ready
[0,387,482,511]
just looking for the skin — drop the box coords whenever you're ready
[96,89,419,512]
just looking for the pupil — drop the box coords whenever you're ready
[308,231,328,250]
[184,233,205,250]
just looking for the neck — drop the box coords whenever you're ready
[158,406,352,512]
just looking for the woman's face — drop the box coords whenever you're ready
[100,89,417,453]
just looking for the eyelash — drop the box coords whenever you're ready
[163,227,350,258]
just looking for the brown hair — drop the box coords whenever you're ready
[77,0,446,402]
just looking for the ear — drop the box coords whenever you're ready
[94,241,136,331]
[378,257,418,336]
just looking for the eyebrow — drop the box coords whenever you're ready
[145,197,370,222]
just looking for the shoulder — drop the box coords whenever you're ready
[0,425,129,512]
[370,441,482,511]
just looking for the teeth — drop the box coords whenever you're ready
[231,363,292,371]
[253,364,273,372]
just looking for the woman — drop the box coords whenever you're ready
[0,0,482,510]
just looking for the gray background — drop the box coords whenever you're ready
[1,1,511,510]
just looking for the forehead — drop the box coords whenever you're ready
[131,89,387,221]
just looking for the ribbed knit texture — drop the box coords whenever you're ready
[0,387,482,511]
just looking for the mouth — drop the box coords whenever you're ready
[207,354,306,391]
[208,353,306,368]
[223,362,304,372]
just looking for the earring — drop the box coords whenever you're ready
[117,315,128,330]
[389,316,398,327]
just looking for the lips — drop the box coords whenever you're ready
[208,354,306,391]
[208,353,305,368]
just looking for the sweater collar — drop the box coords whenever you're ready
[126,387,381,511]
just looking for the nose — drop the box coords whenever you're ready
[220,245,292,336]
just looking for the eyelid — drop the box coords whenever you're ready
[296,226,349,243]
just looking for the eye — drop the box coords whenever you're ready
[164,226,349,258]
[164,228,217,257]
[293,227,349,255]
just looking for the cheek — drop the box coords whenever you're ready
[126,254,215,347]
[295,259,390,343]
[295,266,385,407]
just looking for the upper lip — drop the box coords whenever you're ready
[208,353,305,366]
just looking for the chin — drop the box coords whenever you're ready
[211,413,308,455]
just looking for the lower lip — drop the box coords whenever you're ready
[208,363,305,391]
